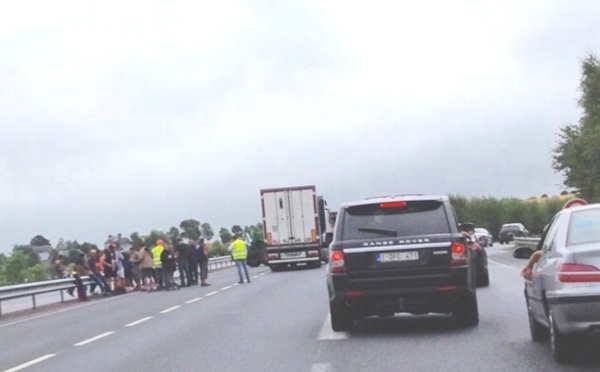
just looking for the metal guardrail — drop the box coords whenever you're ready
[0,256,234,316]
[512,237,541,250]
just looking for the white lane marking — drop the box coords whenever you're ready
[488,259,517,271]
[160,305,181,314]
[317,314,349,340]
[3,354,56,372]
[311,363,333,372]
[185,297,202,304]
[233,283,240,286]
[74,331,114,346]
[252,275,260,279]
[259,272,267,276]
[125,316,153,327]
[205,291,219,297]
[220,286,232,291]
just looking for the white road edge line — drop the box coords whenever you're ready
[252,275,260,279]
[3,353,56,372]
[220,286,232,291]
[185,297,202,304]
[160,305,181,314]
[205,291,219,297]
[488,259,517,271]
[317,314,349,340]
[125,316,153,327]
[74,331,114,346]
[259,272,267,276]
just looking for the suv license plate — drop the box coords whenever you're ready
[378,251,419,262]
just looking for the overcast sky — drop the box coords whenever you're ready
[0,1,597,253]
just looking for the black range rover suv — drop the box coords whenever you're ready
[326,195,478,331]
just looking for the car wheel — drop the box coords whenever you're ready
[477,269,490,287]
[527,303,549,342]
[451,291,479,327]
[310,260,322,269]
[549,313,574,363]
[330,302,353,332]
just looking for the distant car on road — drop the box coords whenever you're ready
[326,195,479,332]
[474,227,493,247]
[521,203,600,363]
[498,223,528,244]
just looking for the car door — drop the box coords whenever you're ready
[528,213,563,322]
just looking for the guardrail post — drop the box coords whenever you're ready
[60,290,64,303]
[32,294,37,310]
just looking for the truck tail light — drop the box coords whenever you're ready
[329,251,346,273]
[451,242,467,266]
[308,250,319,257]
[557,263,600,282]
[268,253,279,260]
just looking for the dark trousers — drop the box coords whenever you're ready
[189,262,199,285]
[154,267,164,289]
[178,261,191,286]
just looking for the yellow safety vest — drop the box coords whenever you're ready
[231,239,247,260]
[152,245,164,267]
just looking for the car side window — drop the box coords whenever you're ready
[541,213,563,254]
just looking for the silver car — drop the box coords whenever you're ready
[474,227,493,247]
[523,204,600,363]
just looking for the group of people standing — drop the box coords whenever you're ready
[147,238,211,291]
[54,238,212,299]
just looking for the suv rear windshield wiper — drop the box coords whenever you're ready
[357,227,398,236]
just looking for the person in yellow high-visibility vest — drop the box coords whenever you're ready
[152,240,165,290]
[228,234,251,284]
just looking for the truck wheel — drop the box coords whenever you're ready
[311,260,322,269]
[330,302,353,332]
[269,265,280,272]
[247,255,261,268]
[452,291,479,327]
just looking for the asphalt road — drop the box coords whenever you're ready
[1,244,600,372]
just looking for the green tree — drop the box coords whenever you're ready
[144,230,168,248]
[201,223,214,240]
[79,242,98,254]
[219,228,232,243]
[180,219,201,240]
[12,245,41,267]
[5,252,27,284]
[130,232,143,247]
[30,235,51,247]
[167,226,180,244]
[554,54,600,202]
[231,225,243,236]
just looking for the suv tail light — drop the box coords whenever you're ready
[329,251,346,273]
[451,242,467,266]
[557,263,600,282]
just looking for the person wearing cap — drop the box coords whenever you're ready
[228,234,251,284]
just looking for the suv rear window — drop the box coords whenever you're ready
[340,200,450,240]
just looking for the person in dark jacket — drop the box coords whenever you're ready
[188,240,200,286]
[161,244,179,290]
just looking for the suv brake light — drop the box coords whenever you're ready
[380,201,407,208]
[557,263,600,282]
[451,242,467,266]
[330,251,346,273]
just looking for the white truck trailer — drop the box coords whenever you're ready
[260,185,330,271]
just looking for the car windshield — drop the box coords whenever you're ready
[341,200,450,240]
[568,209,600,246]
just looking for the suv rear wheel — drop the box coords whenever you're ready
[451,291,479,327]
[330,302,353,332]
